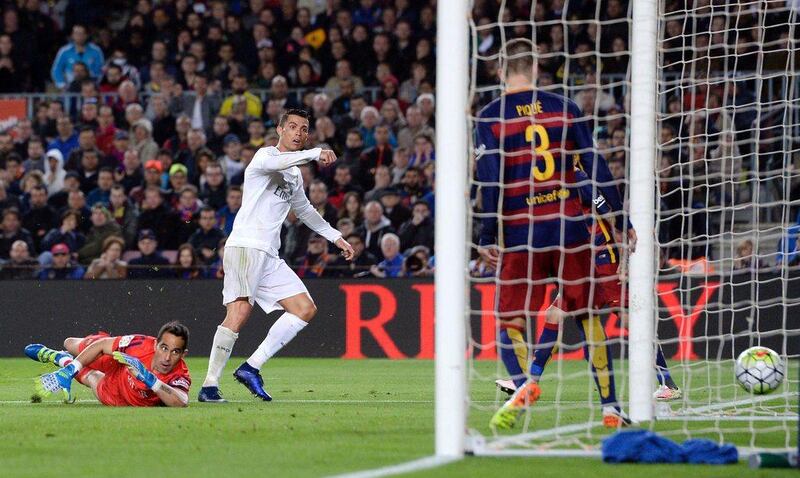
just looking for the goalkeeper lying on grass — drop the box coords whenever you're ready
[25,321,191,407]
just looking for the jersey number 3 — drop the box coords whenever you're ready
[525,124,556,181]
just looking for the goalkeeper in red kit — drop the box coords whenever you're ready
[474,39,636,430]
[25,322,191,407]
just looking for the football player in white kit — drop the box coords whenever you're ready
[198,109,354,402]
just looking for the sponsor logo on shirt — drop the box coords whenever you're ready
[274,184,291,201]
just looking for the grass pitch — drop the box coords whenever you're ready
[0,358,796,478]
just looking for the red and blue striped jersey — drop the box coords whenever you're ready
[475,89,624,249]
[574,168,620,266]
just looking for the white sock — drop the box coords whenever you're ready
[202,325,239,387]
[246,313,307,370]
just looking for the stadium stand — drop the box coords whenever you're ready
[0,0,792,279]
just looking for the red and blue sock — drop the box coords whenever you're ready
[529,322,559,380]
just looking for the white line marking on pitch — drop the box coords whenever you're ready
[325,455,459,478]
[0,399,497,405]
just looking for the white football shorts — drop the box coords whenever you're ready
[222,246,311,313]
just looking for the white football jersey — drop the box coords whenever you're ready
[226,146,341,256]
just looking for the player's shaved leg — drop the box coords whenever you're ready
[220,298,254,332]
[202,298,250,388]
[76,370,105,399]
[245,293,314,370]
[63,338,82,356]
[278,292,317,322]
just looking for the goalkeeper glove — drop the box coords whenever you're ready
[34,362,81,403]
[113,352,158,389]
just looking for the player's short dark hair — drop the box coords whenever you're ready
[228,185,242,193]
[279,108,310,127]
[157,321,190,350]
[504,38,537,78]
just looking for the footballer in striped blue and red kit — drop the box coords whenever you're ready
[475,88,627,316]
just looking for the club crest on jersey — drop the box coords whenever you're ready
[118,335,135,347]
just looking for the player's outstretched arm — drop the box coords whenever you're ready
[290,185,344,246]
[251,147,336,173]
[112,352,189,407]
[71,337,117,369]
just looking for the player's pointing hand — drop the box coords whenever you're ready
[335,237,355,261]
[319,149,337,166]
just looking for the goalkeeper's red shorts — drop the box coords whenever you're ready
[497,246,591,318]
[76,332,118,378]
[75,332,128,406]
[593,262,626,309]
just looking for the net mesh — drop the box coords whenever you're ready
[465,0,799,455]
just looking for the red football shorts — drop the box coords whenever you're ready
[76,332,117,378]
[592,262,626,309]
[497,245,592,318]
[76,332,127,406]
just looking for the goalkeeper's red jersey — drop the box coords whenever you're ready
[78,333,191,407]
[475,89,624,249]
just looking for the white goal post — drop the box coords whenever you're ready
[434,0,470,458]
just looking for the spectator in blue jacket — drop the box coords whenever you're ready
[51,24,105,90]
[370,233,404,278]
[216,185,241,236]
[38,243,84,280]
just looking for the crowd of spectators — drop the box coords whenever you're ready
[0,0,441,280]
[0,0,797,280]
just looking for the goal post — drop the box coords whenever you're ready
[627,0,658,424]
[434,0,470,458]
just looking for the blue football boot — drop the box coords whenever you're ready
[233,363,272,401]
[25,344,72,367]
[198,386,227,403]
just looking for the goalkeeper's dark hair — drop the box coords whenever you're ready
[279,108,310,127]
[157,321,190,350]
[503,38,537,77]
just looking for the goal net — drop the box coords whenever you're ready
[461,0,799,457]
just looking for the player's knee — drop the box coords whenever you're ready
[63,338,79,354]
[297,301,317,322]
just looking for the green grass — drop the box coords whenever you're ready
[0,358,796,478]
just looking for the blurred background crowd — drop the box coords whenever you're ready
[0,0,797,280]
